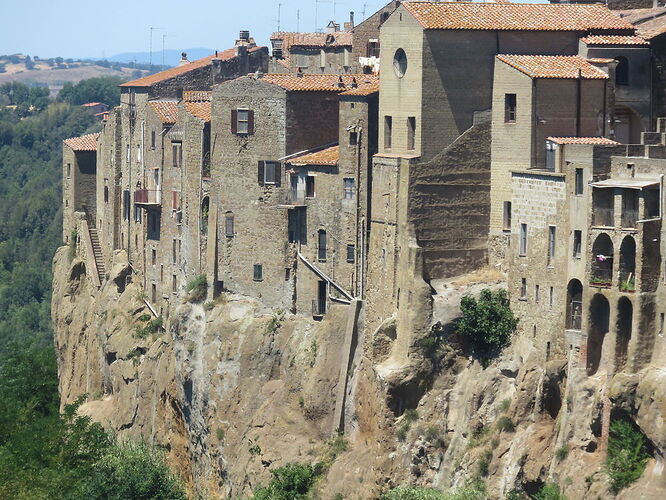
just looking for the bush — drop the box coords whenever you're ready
[534,483,567,500]
[135,316,163,339]
[187,275,207,302]
[555,444,569,461]
[315,435,348,474]
[252,463,316,500]
[381,481,486,500]
[478,449,493,477]
[605,420,649,492]
[455,289,517,363]
[404,408,419,423]
[496,416,515,433]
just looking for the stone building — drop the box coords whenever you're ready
[63,133,100,243]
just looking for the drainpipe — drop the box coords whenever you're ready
[576,69,582,137]
[355,121,363,298]
[603,78,607,137]
[532,79,537,168]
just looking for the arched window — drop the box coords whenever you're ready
[200,196,209,234]
[587,294,610,376]
[615,297,633,372]
[591,233,614,287]
[615,56,629,86]
[566,279,583,330]
[619,236,636,292]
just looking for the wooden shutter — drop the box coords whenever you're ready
[172,191,178,210]
[231,109,238,134]
[257,161,265,186]
[273,162,281,187]
[248,110,255,135]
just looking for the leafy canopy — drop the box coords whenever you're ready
[605,419,649,493]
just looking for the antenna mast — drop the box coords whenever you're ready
[277,3,282,32]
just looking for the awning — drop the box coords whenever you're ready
[591,178,660,189]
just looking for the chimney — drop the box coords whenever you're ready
[344,11,355,31]
[336,76,345,88]
[237,45,249,75]
[296,67,304,78]
[351,77,358,88]
[178,52,189,66]
[239,30,250,41]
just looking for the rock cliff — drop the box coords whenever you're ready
[52,248,666,498]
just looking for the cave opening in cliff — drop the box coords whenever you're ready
[615,297,633,373]
[587,294,610,376]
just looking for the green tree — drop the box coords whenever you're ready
[455,289,518,363]
[252,464,316,500]
[58,76,124,106]
[605,420,649,492]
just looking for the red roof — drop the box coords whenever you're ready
[120,46,264,88]
[402,2,634,31]
[64,132,100,151]
[260,74,379,92]
[496,55,609,79]
[581,35,648,46]
[149,101,179,124]
[82,102,104,107]
[288,145,339,166]
[547,137,619,145]
[184,101,211,122]
[271,31,353,49]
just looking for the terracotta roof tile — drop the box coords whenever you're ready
[149,101,179,124]
[120,46,265,88]
[184,101,211,122]
[616,8,666,39]
[547,137,619,145]
[64,132,100,151]
[260,74,378,92]
[496,55,609,79]
[288,145,339,166]
[270,31,352,49]
[402,2,634,31]
[340,80,379,96]
[182,90,212,102]
[581,35,648,46]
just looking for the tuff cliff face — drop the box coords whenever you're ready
[52,248,666,498]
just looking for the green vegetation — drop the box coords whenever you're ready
[534,483,567,500]
[252,463,316,500]
[380,481,486,500]
[555,444,569,462]
[58,76,125,107]
[265,308,286,334]
[187,274,207,302]
[135,315,163,339]
[315,435,348,474]
[496,416,515,433]
[455,289,518,364]
[478,449,493,477]
[605,419,650,492]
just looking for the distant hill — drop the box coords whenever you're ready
[0,54,151,96]
[108,48,215,67]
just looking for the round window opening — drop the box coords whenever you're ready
[393,48,407,78]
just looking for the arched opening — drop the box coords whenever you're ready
[615,297,633,372]
[615,56,629,86]
[591,234,614,287]
[566,279,583,330]
[619,236,636,292]
[587,294,610,376]
[200,196,209,234]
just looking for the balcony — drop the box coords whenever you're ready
[592,207,614,227]
[621,209,639,229]
[134,189,161,207]
[277,190,307,208]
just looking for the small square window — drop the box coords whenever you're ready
[349,131,358,146]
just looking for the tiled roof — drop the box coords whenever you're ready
[271,31,353,49]
[288,145,339,166]
[402,2,634,31]
[149,101,179,124]
[120,46,264,88]
[64,132,100,151]
[547,137,619,145]
[184,101,211,122]
[496,55,609,79]
[260,74,379,92]
[340,80,380,96]
[581,35,648,46]
[82,102,104,107]
[616,8,666,40]
[182,90,212,102]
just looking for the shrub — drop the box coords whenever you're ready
[216,428,225,442]
[534,483,567,500]
[404,408,419,423]
[499,399,511,413]
[605,419,649,492]
[397,424,409,442]
[315,435,348,474]
[555,444,569,462]
[187,275,207,302]
[134,316,163,339]
[424,426,446,448]
[138,313,151,322]
[478,449,493,477]
[496,416,515,433]
[252,463,316,500]
[455,289,518,363]
[380,482,486,500]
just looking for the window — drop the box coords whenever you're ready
[320,49,326,68]
[367,40,380,58]
[616,56,629,86]
[520,278,527,298]
[172,275,177,293]
[573,230,582,258]
[253,264,263,281]
[407,116,416,150]
[151,249,156,265]
[172,239,177,264]
[285,268,291,281]
[232,108,254,134]
[134,204,142,223]
[535,284,540,303]
[384,116,392,149]
[343,178,355,200]
[104,185,109,203]
[306,175,315,198]
[172,142,182,168]
[225,212,234,237]
[519,223,527,256]
[258,161,281,186]
[503,201,512,231]
[393,48,407,77]
[123,190,130,220]
[343,47,350,68]
[505,93,517,123]
[549,287,554,307]
[575,168,584,195]
[66,163,71,178]
[151,283,157,303]
[347,244,355,263]
[349,131,358,146]
[126,144,130,163]
[318,230,327,262]
[548,226,556,264]
[151,130,156,149]
[136,144,142,164]
[545,141,556,171]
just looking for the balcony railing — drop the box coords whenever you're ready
[621,209,639,229]
[277,190,307,207]
[590,256,613,288]
[134,189,161,206]
[592,208,614,227]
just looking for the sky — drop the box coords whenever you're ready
[0,0,393,60]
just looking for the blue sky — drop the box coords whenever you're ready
[0,0,392,59]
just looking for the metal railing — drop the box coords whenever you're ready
[134,189,161,205]
[592,207,614,227]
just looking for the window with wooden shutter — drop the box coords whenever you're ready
[247,110,255,134]
[172,142,182,168]
[172,191,179,210]
[231,109,238,134]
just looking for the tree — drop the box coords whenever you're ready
[25,55,34,70]
[455,289,518,363]
[252,464,316,500]
[58,76,124,106]
[605,420,649,492]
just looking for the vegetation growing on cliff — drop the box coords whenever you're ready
[605,419,650,492]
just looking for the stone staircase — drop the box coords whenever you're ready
[88,228,105,283]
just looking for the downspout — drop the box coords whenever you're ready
[532,79,537,168]
[355,121,363,298]
[603,78,607,137]
[576,69,582,137]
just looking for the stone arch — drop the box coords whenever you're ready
[587,294,610,376]
[615,297,633,373]
[200,196,209,234]
[619,235,636,292]
[615,56,629,86]
[566,279,583,330]
[591,233,614,286]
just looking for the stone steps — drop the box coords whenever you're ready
[88,228,106,282]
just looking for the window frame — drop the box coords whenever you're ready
[505,93,517,123]
[573,230,582,258]
[253,264,263,281]
[343,178,355,200]
[519,223,528,256]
